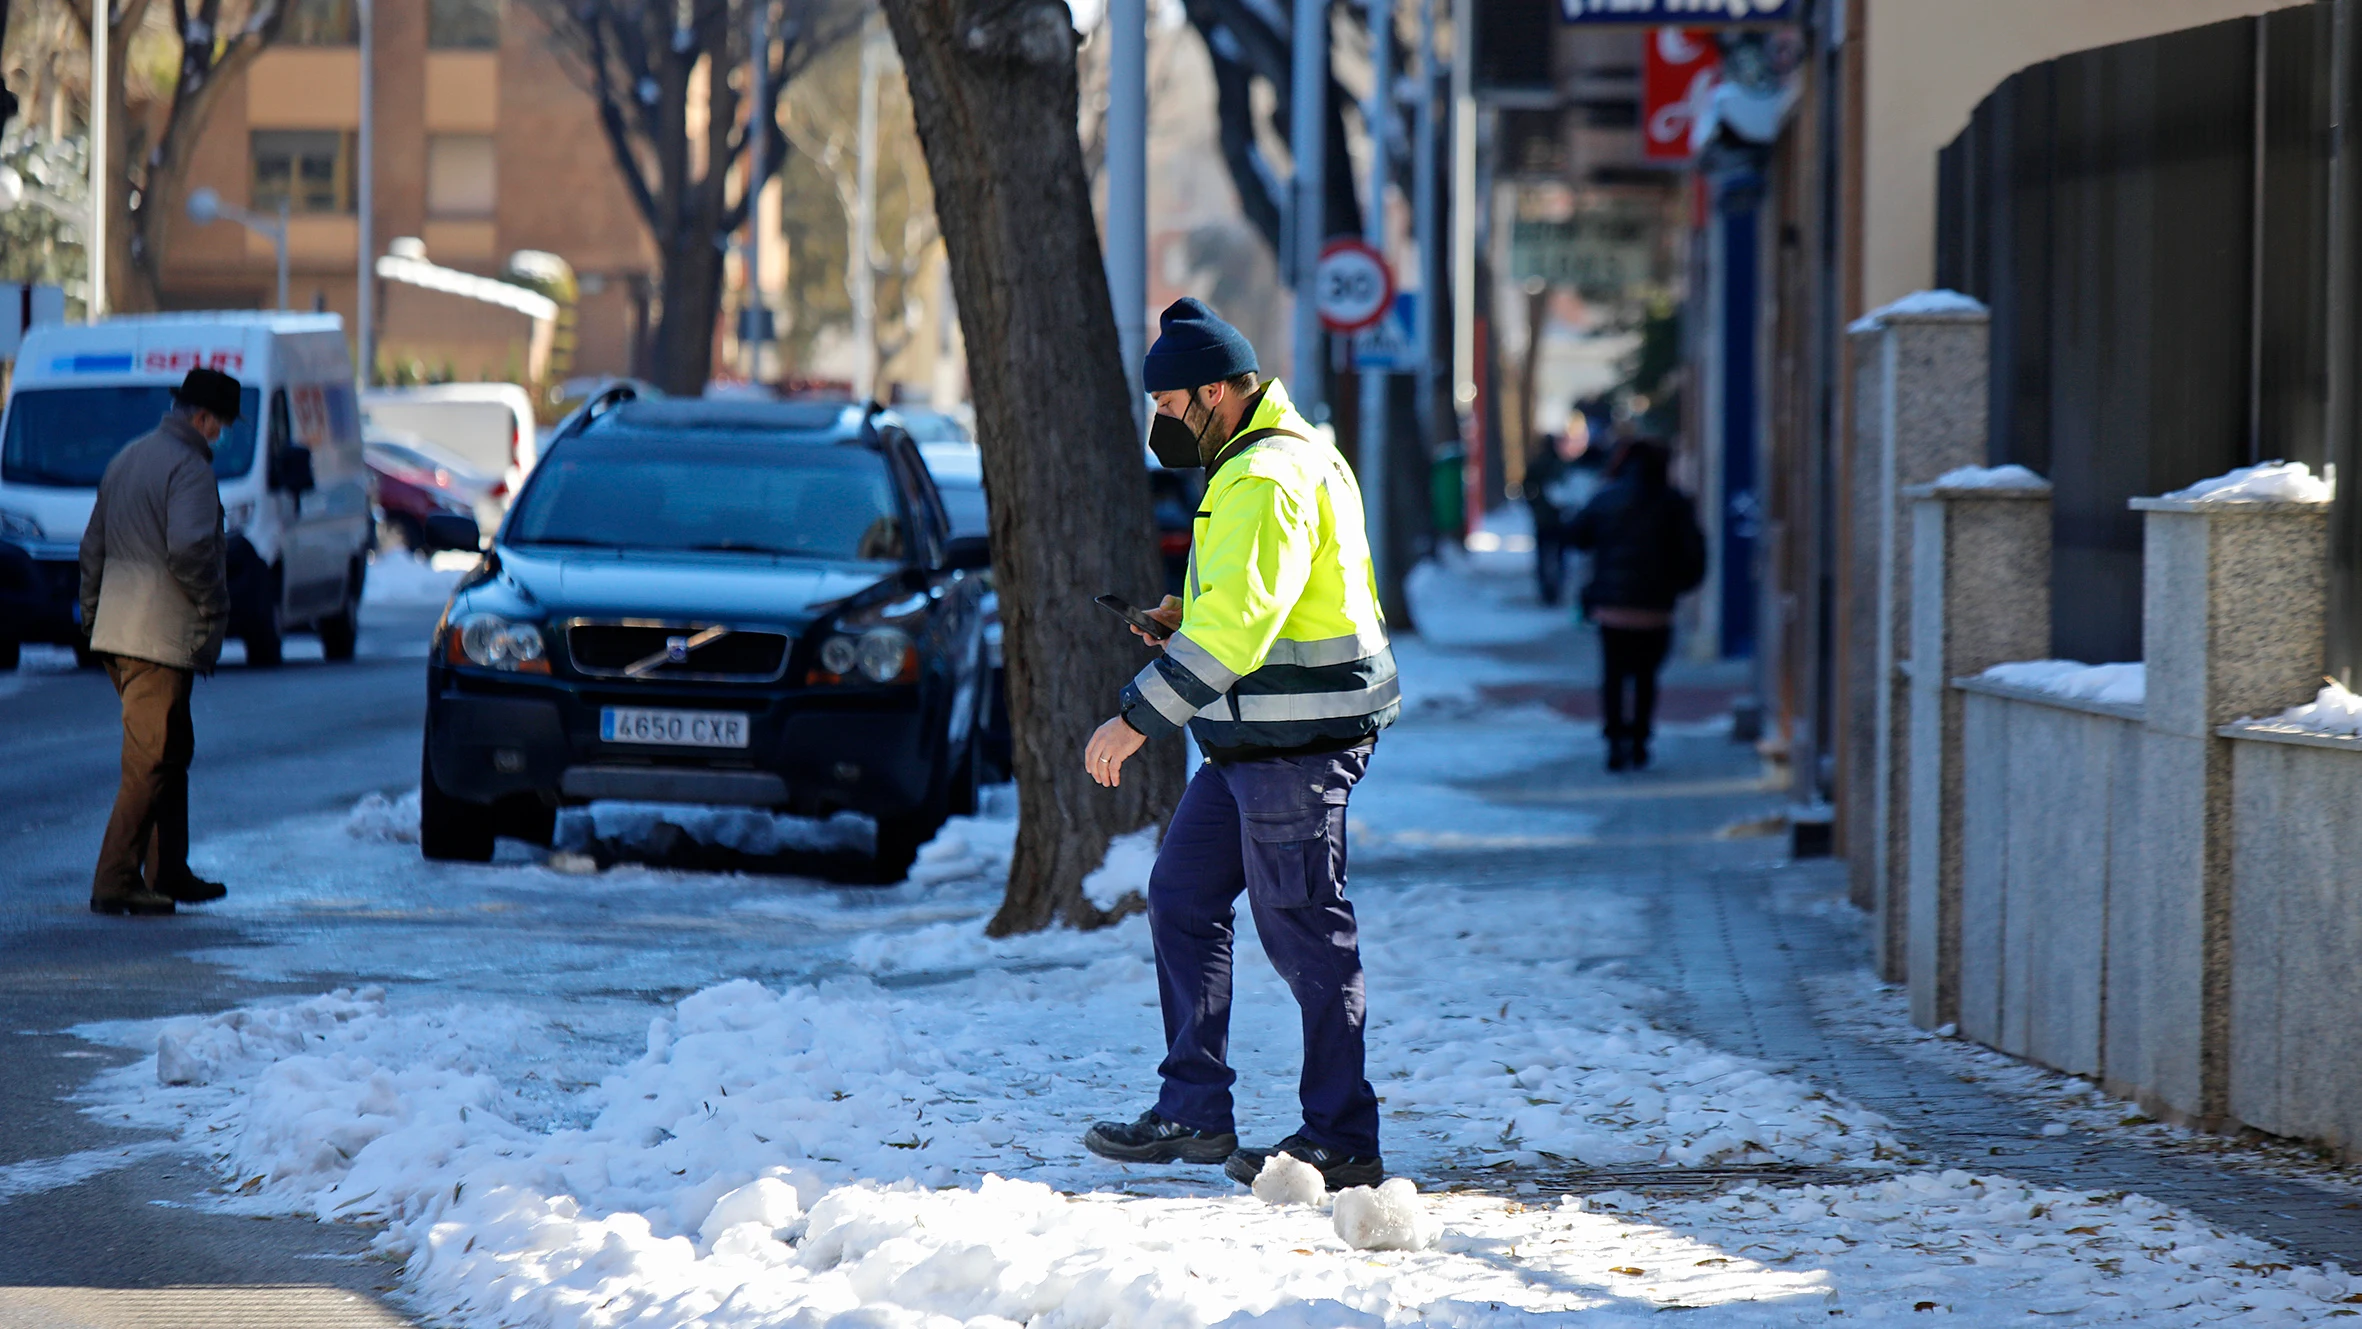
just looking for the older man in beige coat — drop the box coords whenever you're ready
[78,368,239,916]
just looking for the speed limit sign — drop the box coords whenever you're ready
[1314,238,1394,333]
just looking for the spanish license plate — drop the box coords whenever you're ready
[600,707,750,749]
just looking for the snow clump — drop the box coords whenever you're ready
[1979,660,2146,707]
[1081,825,1160,910]
[2163,460,2332,504]
[1930,463,2047,491]
[2244,679,2362,738]
[1250,1152,1327,1207]
[343,789,419,843]
[1847,289,1986,333]
[1331,1179,1438,1251]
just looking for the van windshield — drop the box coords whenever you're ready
[1,385,263,487]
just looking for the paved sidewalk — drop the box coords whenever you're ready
[1388,714,2362,1269]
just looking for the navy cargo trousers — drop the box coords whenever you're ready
[1148,743,1380,1157]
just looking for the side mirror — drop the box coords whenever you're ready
[422,512,482,552]
[272,444,316,495]
[944,534,991,571]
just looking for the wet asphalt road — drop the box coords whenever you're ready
[0,603,442,1325]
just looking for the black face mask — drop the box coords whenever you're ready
[1148,411,1202,469]
[1148,404,1219,469]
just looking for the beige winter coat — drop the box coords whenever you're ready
[78,413,229,672]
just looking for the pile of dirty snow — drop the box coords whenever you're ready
[1978,659,2146,707]
[343,789,420,844]
[2163,460,2333,504]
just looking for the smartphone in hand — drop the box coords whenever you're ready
[1095,594,1170,640]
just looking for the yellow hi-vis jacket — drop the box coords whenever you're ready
[1120,380,1399,759]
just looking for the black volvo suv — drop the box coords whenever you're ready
[420,390,990,878]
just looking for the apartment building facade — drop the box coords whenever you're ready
[158,0,657,386]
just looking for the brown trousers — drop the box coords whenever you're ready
[92,655,196,899]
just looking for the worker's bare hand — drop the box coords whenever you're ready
[1132,595,1184,649]
[1085,715,1147,787]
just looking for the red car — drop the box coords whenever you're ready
[366,429,494,553]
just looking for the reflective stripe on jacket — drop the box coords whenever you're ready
[1120,380,1398,756]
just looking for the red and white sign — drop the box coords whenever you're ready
[1313,238,1394,333]
[1642,27,1720,161]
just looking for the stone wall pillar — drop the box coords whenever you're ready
[2119,497,2327,1124]
[1904,479,2052,1030]
[1842,296,1990,983]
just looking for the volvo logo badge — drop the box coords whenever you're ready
[665,635,691,663]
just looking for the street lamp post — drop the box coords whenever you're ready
[187,187,290,311]
[359,0,376,379]
[1290,0,1327,417]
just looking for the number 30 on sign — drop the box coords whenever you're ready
[1314,238,1394,333]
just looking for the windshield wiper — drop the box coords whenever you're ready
[515,536,619,549]
[685,541,820,558]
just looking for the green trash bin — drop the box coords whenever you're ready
[1430,449,1466,541]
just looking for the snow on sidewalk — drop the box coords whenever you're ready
[62,555,2362,1325]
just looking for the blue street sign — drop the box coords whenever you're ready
[1560,0,1797,23]
[1352,292,1421,373]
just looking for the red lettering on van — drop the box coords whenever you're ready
[142,349,245,373]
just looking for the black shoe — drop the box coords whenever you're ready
[158,875,227,904]
[1631,739,1651,770]
[1606,738,1630,773]
[1225,1134,1384,1189]
[1082,1110,1239,1165]
[91,890,176,916]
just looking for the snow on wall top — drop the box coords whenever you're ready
[2242,680,2362,739]
[2160,460,2333,505]
[1977,660,2146,708]
[1930,464,2048,492]
[1847,289,1987,334]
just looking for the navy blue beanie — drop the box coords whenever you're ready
[1142,297,1259,393]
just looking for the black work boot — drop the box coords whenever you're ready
[1225,1134,1383,1189]
[158,874,227,904]
[1082,1110,1239,1165]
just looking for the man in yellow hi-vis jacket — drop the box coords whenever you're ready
[1080,298,1398,1189]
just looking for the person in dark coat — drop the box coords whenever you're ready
[1567,439,1706,771]
[78,368,238,916]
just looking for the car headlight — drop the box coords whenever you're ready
[819,634,859,675]
[449,612,548,672]
[0,509,42,541]
[856,628,914,683]
[811,627,915,684]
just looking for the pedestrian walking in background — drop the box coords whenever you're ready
[1568,439,1706,773]
[1079,298,1399,1189]
[1523,401,1607,606]
[78,368,238,917]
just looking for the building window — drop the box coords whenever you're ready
[285,0,358,45]
[426,135,497,217]
[428,0,501,49]
[251,131,356,214]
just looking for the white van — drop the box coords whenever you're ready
[361,383,538,503]
[0,312,372,667]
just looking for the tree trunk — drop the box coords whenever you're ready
[878,0,1183,935]
[654,232,724,395]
